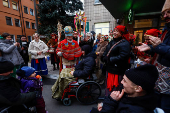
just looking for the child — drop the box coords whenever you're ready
[135,29,161,67]
[16,66,47,113]
[90,64,159,113]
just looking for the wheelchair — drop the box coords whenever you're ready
[53,75,102,106]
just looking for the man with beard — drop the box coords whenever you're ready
[56,26,82,69]
[136,0,170,112]
[19,35,29,66]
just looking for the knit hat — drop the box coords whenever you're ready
[91,31,96,35]
[64,26,73,37]
[125,64,159,92]
[144,29,162,37]
[21,66,35,77]
[73,31,78,34]
[50,33,57,37]
[0,57,14,74]
[162,0,170,12]
[114,25,130,42]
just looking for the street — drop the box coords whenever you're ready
[29,60,105,113]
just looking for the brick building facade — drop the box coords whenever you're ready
[84,0,116,36]
[0,0,38,42]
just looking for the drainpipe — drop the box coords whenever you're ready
[34,0,39,33]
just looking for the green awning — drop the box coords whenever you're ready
[99,0,165,19]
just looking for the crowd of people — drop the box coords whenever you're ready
[0,0,170,113]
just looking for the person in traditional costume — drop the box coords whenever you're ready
[47,33,59,70]
[56,26,82,69]
[28,33,48,75]
[136,1,170,112]
[135,29,161,67]
[101,25,131,96]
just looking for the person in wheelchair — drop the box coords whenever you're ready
[52,45,96,100]
[90,64,159,113]
[0,57,36,112]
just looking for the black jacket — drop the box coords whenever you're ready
[19,41,29,63]
[101,37,131,74]
[73,52,96,77]
[0,76,36,106]
[91,93,157,113]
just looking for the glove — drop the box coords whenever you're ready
[57,52,62,57]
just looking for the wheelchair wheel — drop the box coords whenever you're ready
[63,98,71,106]
[76,81,101,105]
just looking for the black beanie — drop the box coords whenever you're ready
[0,58,14,74]
[125,64,159,92]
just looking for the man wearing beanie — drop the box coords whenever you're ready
[136,0,170,112]
[0,57,36,112]
[90,64,159,113]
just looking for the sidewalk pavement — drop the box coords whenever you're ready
[28,60,59,79]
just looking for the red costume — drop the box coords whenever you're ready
[56,39,82,61]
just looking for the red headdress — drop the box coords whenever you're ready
[144,29,162,37]
[114,25,130,42]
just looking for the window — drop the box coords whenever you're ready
[26,21,30,28]
[94,0,101,4]
[15,19,20,27]
[95,23,109,35]
[6,16,12,26]
[28,36,32,42]
[30,8,34,16]
[3,0,9,7]
[12,1,18,10]
[24,6,28,14]
[32,23,35,29]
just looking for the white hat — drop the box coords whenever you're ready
[162,0,170,12]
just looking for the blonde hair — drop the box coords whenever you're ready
[32,33,39,38]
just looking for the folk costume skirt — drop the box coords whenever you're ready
[31,58,48,75]
[105,71,123,96]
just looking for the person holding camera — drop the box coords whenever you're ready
[19,35,29,66]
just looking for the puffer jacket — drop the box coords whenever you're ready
[101,37,131,75]
[0,40,24,66]
[73,52,96,78]
[28,40,48,59]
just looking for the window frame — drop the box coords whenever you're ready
[27,36,32,42]
[30,8,34,16]
[15,18,20,27]
[24,6,29,14]
[26,21,30,28]
[6,16,13,26]
[3,0,10,8]
[94,0,101,5]
[12,1,18,10]
[31,22,36,29]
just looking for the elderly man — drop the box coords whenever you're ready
[136,0,170,112]
[56,26,82,69]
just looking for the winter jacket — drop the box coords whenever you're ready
[20,77,43,98]
[0,75,36,106]
[90,93,157,113]
[19,41,29,63]
[101,37,131,74]
[73,52,97,78]
[28,40,48,59]
[0,39,24,66]
[150,23,170,67]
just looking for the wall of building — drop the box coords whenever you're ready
[0,0,38,41]
[84,0,116,35]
